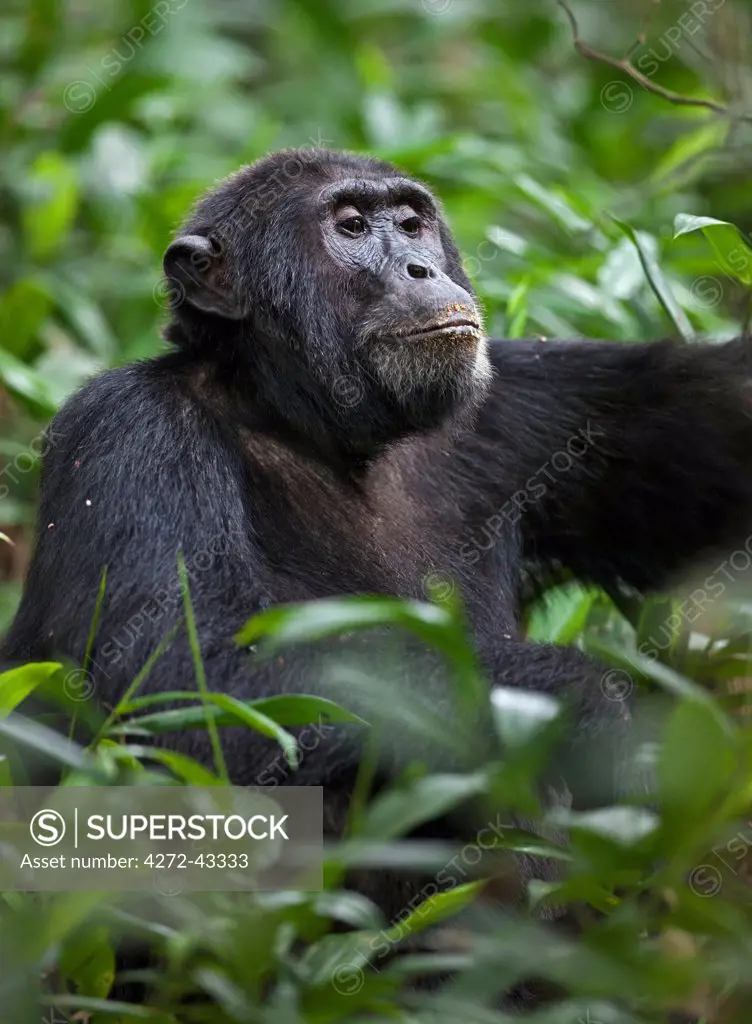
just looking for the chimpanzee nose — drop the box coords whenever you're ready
[383,256,470,310]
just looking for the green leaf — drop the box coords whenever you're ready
[235,595,450,648]
[515,173,594,234]
[0,713,110,779]
[673,213,752,286]
[178,553,229,783]
[312,891,385,932]
[482,824,571,861]
[487,225,529,257]
[111,690,300,768]
[237,594,486,718]
[382,881,483,942]
[44,995,173,1019]
[22,151,79,259]
[659,699,738,821]
[0,662,61,718]
[83,565,107,677]
[597,237,646,300]
[526,583,597,644]
[96,621,183,743]
[490,687,561,750]
[112,744,221,784]
[0,279,52,359]
[119,691,366,727]
[44,274,118,360]
[506,276,530,338]
[0,348,57,416]
[584,636,716,709]
[59,925,115,999]
[359,772,488,840]
[296,931,374,989]
[42,891,114,951]
[636,596,686,664]
[611,217,694,341]
[551,806,659,847]
[652,122,727,187]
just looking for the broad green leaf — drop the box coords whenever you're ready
[359,772,488,841]
[659,699,738,821]
[673,213,752,286]
[59,925,115,1000]
[490,687,561,750]
[0,662,61,718]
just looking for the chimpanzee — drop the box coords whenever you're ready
[2,148,752,1010]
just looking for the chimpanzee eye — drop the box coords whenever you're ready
[400,216,421,236]
[338,215,366,237]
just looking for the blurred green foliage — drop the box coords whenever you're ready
[2,0,752,566]
[5,0,752,1020]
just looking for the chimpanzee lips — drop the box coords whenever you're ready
[395,317,481,341]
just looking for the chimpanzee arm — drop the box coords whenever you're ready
[461,336,752,591]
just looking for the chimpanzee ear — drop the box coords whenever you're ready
[162,234,245,320]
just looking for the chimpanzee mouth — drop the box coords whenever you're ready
[394,318,482,342]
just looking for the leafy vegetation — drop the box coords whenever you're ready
[3,0,752,1020]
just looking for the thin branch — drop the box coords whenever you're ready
[556,0,752,124]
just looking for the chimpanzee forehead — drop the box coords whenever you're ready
[317,177,438,215]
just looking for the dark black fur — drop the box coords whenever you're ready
[4,149,752,1013]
